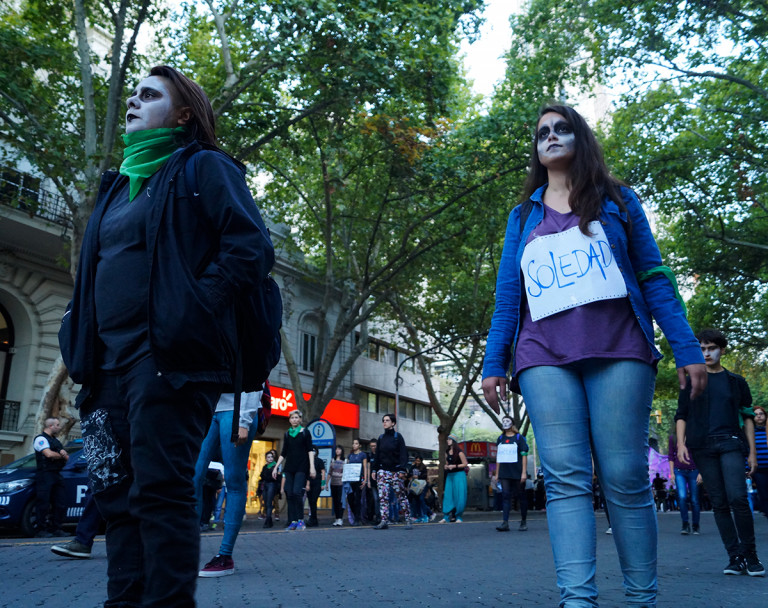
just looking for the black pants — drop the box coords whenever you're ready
[80,357,218,608]
[331,484,344,519]
[692,435,756,558]
[348,483,363,523]
[35,470,65,532]
[307,481,321,520]
[501,478,527,522]
[283,471,307,523]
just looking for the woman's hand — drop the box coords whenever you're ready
[271,467,278,479]
[678,363,707,400]
[482,376,507,414]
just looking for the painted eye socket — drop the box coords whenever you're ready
[536,127,550,141]
[554,122,572,135]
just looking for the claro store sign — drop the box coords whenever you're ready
[270,385,359,429]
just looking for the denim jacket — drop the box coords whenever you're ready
[483,185,703,379]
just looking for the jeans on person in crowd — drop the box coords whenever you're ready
[81,356,218,608]
[283,471,307,523]
[519,359,657,608]
[501,479,527,522]
[213,484,226,522]
[751,470,768,518]
[691,436,757,558]
[674,468,700,527]
[263,482,277,519]
[74,491,103,548]
[194,409,257,556]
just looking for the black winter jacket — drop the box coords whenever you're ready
[675,368,753,449]
[376,428,408,473]
[59,142,274,394]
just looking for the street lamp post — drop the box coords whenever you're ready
[393,332,487,423]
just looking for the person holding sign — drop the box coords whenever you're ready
[345,439,368,525]
[493,416,529,532]
[481,105,707,608]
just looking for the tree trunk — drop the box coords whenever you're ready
[37,356,77,437]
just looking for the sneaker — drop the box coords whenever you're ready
[51,540,92,559]
[496,521,510,532]
[429,513,437,522]
[296,521,306,531]
[723,555,747,575]
[198,554,235,578]
[286,521,298,531]
[455,517,463,523]
[518,521,528,531]
[263,516,273,529]
[681,522,691,535]
[273,515,280,521]
[745,553,765,577]
[438,518,449,524]
[605,527,612,535]
[693,524,700,535]
[373,521,389,530]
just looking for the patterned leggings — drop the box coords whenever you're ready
[377,470,411,523]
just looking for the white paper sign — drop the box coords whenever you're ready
[497,443,518,464]
[341,462,363,482]
[521,221,627,321]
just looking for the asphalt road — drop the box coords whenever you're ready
[2,509,766,607]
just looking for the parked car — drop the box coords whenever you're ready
[0,440,90,536]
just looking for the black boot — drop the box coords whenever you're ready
[263,516,273,529]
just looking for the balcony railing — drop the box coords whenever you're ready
[0,174,74,231]
[0,400,21,432]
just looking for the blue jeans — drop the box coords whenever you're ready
[75,490,104,547]
[194,409,257,556]
[519,359,657,608]
[691,436,756,558]
[673,468,700,527]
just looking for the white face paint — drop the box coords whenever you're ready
[502,418,514,430]
[700,341,723,370]
[536,112,576,169]
[125,76,181,133]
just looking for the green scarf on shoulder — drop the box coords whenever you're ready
[119,127,186,200]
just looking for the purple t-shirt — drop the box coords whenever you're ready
[514,206,655,375]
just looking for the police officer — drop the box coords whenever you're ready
[33,418,69,537]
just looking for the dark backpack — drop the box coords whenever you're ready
[182,153,283,441]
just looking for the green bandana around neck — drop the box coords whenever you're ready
[288,425,304,438]
[266,461,276,469]
[120,127,186,200]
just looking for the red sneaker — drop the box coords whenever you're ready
[199,554,235,577]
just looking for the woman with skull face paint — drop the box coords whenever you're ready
[59,66,274,606]
[482,104,706,608]
[493,416,529,532]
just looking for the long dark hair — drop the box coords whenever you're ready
[521,104,628,235]
[149,65,216,146]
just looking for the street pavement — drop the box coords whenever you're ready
[1,509,766,607]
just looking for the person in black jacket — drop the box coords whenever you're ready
[676,328,763,577]
[372,413,412,530]
[58,66,274,607]
[273,410,316,530]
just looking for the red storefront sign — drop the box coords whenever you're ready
[459,441,497,459]
[270,385,359,429]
